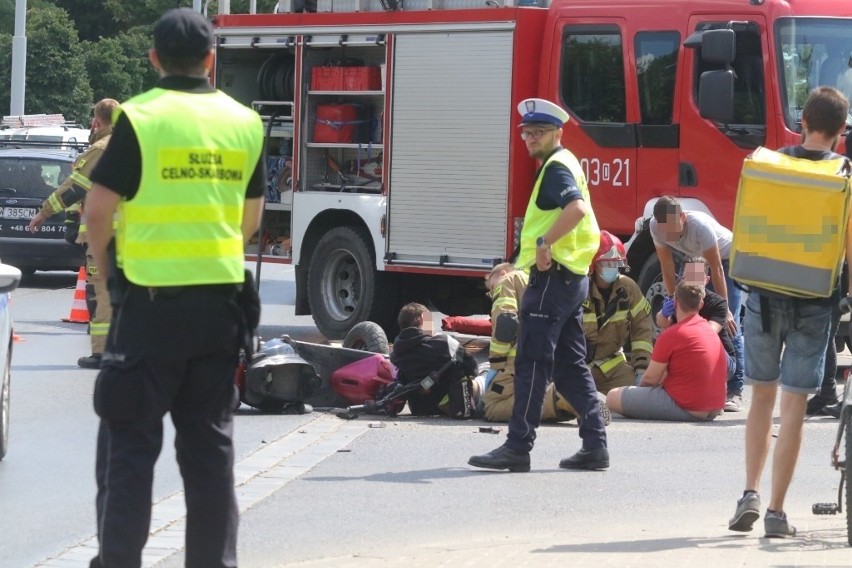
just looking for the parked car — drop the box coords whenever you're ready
[0,147,86,273]
[0,262,22,460]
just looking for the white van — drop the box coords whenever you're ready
[0,125,90,149]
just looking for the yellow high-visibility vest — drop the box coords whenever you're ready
[116,88,263,286]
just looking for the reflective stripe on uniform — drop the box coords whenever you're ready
[47,194,64,213]
[69,171,93,190]
[594,351,627,375]
[493,297,518,311]
[490,339,513,356]
[90,322,110,337]
[630,340,653,354]
[630,297,651,317]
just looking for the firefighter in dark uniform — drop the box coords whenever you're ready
[469,98,608,472]
[28,98,119,369]
[84,9,265,568]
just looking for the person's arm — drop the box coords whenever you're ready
[537,199,590,271]
[703,293,727,334]
[641,324,673,386]
[85,184,121,280]
[28,146,100,232]
[627,288,653,370]
[655,244,677,298]
[655,311,673,329]
[703,243,736,334]
[640,359,667,386]
[242,197,263,242]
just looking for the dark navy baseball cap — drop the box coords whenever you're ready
[153,8,214,60]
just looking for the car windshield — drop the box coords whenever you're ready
[0,157,72,199]
[776,17,852,132]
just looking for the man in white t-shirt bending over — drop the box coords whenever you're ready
[649,196,744,412]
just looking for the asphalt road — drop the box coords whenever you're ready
[2,264,852,567]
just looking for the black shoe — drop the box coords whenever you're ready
[806,394,838,416]
[468,444,530,472]
[77,353,102,369]
[559,447,609,471]
[821,402,842,419]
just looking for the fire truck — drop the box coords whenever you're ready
[212,0,851,339]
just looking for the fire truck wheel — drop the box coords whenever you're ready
[637,252,665,341]
[308,226,390,340]
[343,321,390,354]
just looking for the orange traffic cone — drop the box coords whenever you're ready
[62,267,90,323]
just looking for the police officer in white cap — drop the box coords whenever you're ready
[469,98,608,472]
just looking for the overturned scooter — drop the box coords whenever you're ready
[335,332,479,420]
[336,357,457,420]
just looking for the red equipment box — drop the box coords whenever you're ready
[311,66,343,91]
[314,104,372,143]
[342,67,382,91]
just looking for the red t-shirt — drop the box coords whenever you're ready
[651,314,727,412]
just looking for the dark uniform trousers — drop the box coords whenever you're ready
[91,283,242,568]
[507,265,607,453]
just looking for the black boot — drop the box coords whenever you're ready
[559,447,609,471]
[468,444,530,472]
[806,394,838,416]
[822,402,843,419]
[77,353,102,369]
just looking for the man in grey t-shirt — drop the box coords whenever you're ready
[649,196,744,411]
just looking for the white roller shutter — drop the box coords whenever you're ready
[387,30,512,269]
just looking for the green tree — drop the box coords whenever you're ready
[84,31,159,103]
[0,33,11,114]
[0,0,13,36]
[24,5,93,122]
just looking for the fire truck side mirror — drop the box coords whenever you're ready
[698,70,734,123]
[700,29,736,65]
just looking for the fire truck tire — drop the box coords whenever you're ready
[637,252,665,340]
[342,321,390,354]
[307,226,390,340]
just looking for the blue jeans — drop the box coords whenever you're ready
[709,259,744,395]
[743,293,831,393]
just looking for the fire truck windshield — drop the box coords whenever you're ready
[777,17,852,133]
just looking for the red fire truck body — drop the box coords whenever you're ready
[213,0,851,339]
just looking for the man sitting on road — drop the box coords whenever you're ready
[390,303,480,418]
[656,256,737,394]
[606,282,727,421]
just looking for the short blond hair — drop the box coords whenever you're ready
[675,282,705,312]
[93,98,119,126]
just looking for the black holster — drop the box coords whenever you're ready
[106,239,130,308]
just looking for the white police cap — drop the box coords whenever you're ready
[517,98,570,127]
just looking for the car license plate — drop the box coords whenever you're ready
[2,207,36,220]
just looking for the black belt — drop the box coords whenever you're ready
[136,283,240,299]
[535,263,582,279]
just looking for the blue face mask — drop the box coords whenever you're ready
[599,267,620,283]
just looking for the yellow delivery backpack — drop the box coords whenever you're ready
[730,146,851,298]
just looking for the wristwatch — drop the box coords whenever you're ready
[536,236,550,249]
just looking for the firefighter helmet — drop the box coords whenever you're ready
[591,231,627,272]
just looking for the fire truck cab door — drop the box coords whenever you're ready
[552,18,639,236]
[678,15,770,227]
